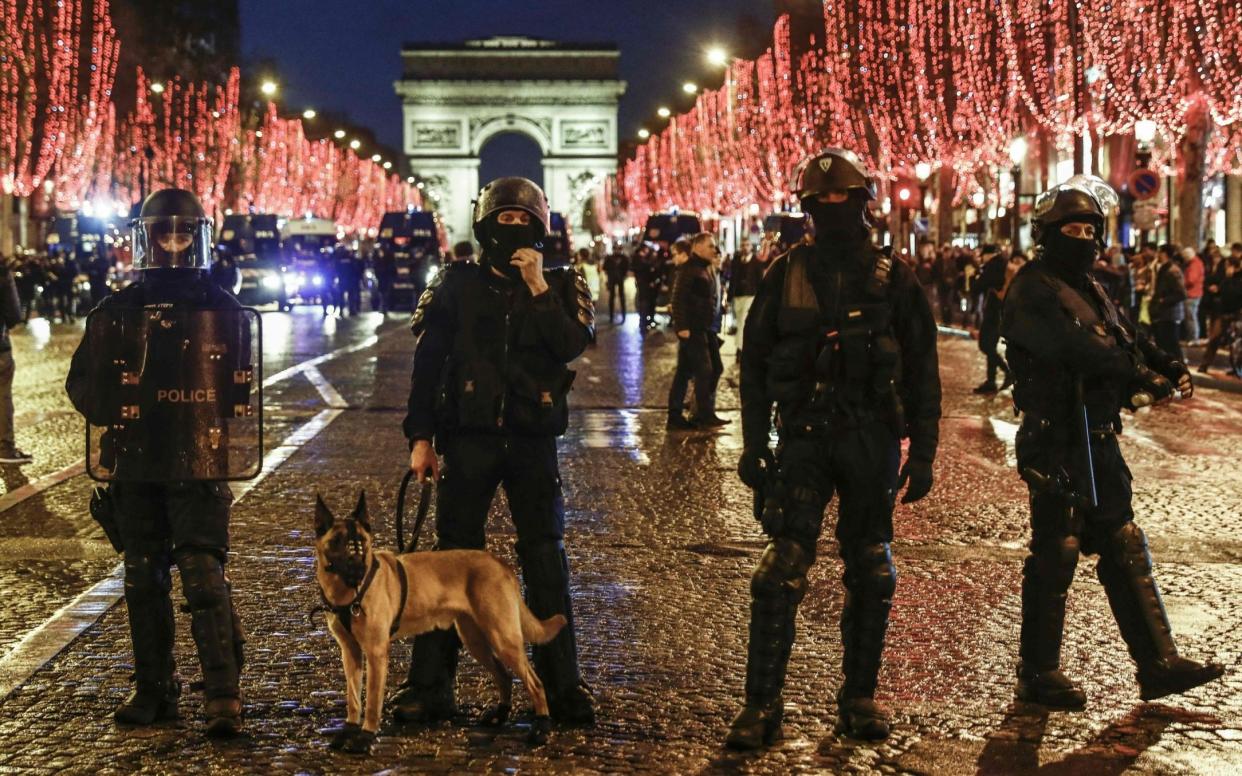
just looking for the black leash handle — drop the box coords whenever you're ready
[395,469,434,553]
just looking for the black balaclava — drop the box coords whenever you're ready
[1043,221,1099,277]
[802,191,869,246]
[481,214,541,281]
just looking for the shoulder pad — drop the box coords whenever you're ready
[410,268,451,336]
[548,266,595,334]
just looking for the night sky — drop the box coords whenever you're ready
[239,0,775,184]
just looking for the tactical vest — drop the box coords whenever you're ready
[435,267,577,437]
[766,245,902,428]
[1008,263,1133,420]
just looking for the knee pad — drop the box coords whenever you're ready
[123,552,171,600]
[751,538,812,604]
[845,543,897,600]
[1026,534,1080,593]
[1102,522,1152,575]
[175,551,228,611]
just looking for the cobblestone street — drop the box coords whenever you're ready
[0,307,1239,775]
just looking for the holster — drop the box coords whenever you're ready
[89,485,124,553]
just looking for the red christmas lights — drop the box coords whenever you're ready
[621,2,1242,227]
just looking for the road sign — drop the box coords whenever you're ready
[1129,169,1161,201]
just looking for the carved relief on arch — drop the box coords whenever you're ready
[469,114,553,155]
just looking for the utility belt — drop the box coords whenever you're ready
[777,403,885,438]
[1022,413,1121,441]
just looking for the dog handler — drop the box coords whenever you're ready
[398,177,596,725]
[66,189,250,736]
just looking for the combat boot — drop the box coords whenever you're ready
[392,627,460,723]
[204,696,243,737]
[1015,666,1086,709]
[1015,536,1085,709]
[836,543,896,740]
[1097,524,1225,702]
[834,692,890,741]
[114,679,181,725]
[725,697,784,750]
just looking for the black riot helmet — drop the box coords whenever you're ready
[791,148,877,201]
[131,188,213,270]
[1031,175,1117,247]
[472,177,551,242]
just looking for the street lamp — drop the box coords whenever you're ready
[302,108,317,120]
[657,106,671,119]
[638,128,651,140]
[260,80,278,98]
[333,129,346,139]
[149,82,165,94]
[706,47,728,67]
[382,161,392,170]
[1009,136,1029,250]
[1134,119,1157,146]
[349,139,361,150]
[370,154,382,163]
[682,82,698,94]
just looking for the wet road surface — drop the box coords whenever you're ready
[0,301,1239,774]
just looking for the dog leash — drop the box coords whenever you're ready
[395,468,434,554]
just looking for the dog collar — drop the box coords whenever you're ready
[315,556,408,638]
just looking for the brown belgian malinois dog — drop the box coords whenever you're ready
[313,492,566,752]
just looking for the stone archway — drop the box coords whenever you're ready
[395,36,626,245]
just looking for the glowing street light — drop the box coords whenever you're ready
[638,128,651,140]
[407,176,416,184]
[682,81,698,94]
[914,162,932,181]
[1134,119,1158,145]
[370,154,382,162]
[657,106,671,118]
[302,108,317,120]
[897,187,912,203]
[1008,136,1029,166]
[149,82,165,94]
[349,139,361,150]
[333,129,346,139]
[382,161,392,170]
[260,80,278,97]
[706,47,729,67]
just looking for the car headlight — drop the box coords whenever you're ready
[261,274,282,291]
[312,274,324,287]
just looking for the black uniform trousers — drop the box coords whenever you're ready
[744,418,901,705]
[607,279,626,322]
[112,481,243,700]
[668,331,723,421]
[406,432,584,694]
[1015,420,1173,672]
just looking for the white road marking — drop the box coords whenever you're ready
[303,366,349,409]
[0,463,86,516]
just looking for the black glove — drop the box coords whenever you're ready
[738,446,775,490]
[1127,364,1175,409]
[1163,360,1193,400]
[897,456,933,504]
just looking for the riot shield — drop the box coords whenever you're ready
[83,306,263,482]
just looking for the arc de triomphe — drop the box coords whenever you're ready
[395,36,626,246]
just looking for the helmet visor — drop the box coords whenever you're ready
[132,216,213,270]
[1033,174,1119,221]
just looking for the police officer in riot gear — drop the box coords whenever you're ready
[66,188,249,736]
[1001,175,1223,709]
[726,149,942,748]
[396,177,596,731]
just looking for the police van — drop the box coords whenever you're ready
[218,213,289,309]
[374,209,446,310]
[282,216,340,305]
[762,212,810,255]
[642,210,703,307]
